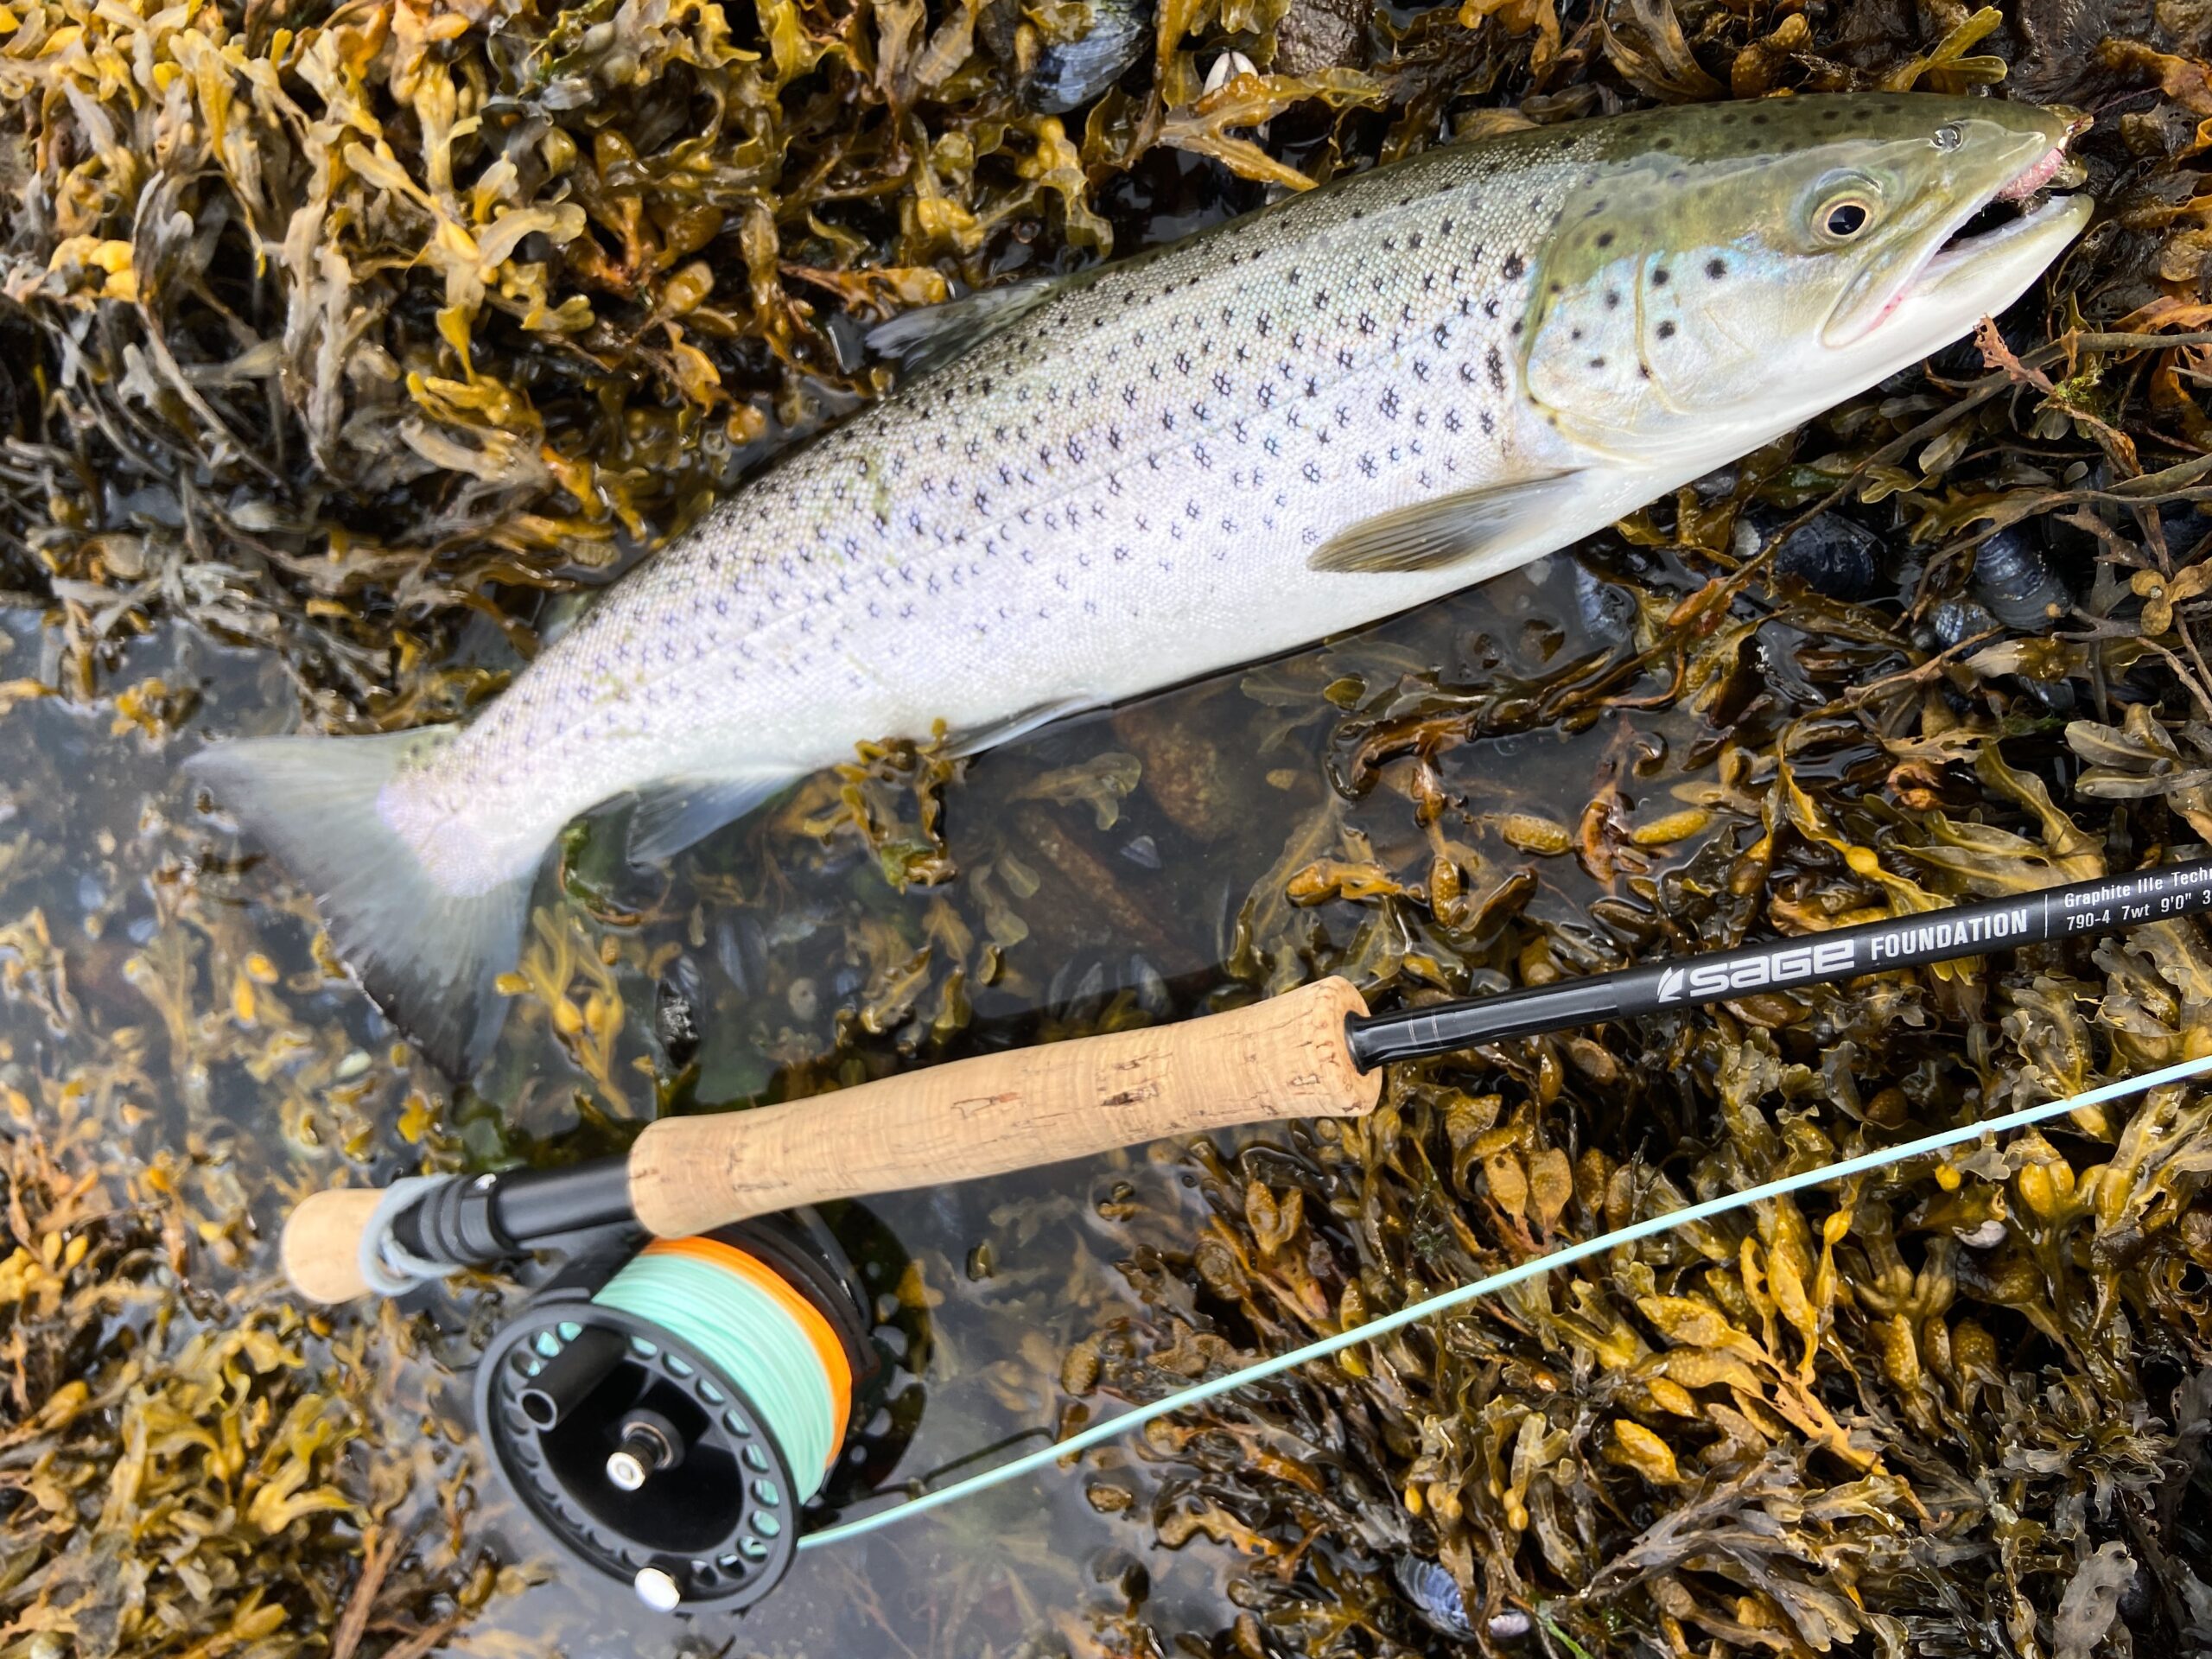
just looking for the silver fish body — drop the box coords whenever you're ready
[191,94,2090,1071]
[419,148,1597,881]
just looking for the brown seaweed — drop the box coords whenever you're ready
[12,0,2212,1650]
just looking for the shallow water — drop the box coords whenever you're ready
[0,538,1719,1654]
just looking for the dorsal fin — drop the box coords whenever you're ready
[868,275,1073,378]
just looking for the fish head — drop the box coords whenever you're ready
[1521,95,2090,467]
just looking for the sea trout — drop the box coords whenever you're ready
[191,93,2090,1072]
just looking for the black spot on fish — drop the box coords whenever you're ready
[1657,320,1676,339]
[1605,290,1619,308]
[1502,251,1525,278]
[1653,267,1670,286]
[1707,258,1727,279]
[1597,231,1615,248]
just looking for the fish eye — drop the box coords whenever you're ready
[1823,199,1872,238]
[1805,171,1884,246]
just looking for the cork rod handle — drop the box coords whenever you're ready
[627,976,1379,1235]
[280,976,1378,1301]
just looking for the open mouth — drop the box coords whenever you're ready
[1920,188,2082,280]
[1834,138,2088,343]
[1923,142,2084,282]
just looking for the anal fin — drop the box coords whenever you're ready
[947,695,1096,759]
[1307,473,1586,575]
[627,774,794,865]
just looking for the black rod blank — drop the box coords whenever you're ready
[1344,863,2212,1071]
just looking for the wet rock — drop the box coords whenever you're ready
[978,0,1018,58]
[1770,512,1881,602]
[1392,1555,1477,1642]
[654,956,703,1068]
[1046,953,1110,1019]
[1271,0,1371,76]
[1970,526,2070,632]
[1931,597,2001,649]
[1111,698,1239,842]
[1691,461,1738,500]
[2158,500,2212,560]
[1119,833,1162,868]
[1014,804,1174,952]
[1026,0,1153,113]
[1573,562,1638,637]
[1128,952,1171,1015]
[713,911,767,996]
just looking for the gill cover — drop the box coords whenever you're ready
[1518,95,2077,467]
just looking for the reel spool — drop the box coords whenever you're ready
[476,1211,883,1612]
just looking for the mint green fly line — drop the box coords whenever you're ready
[796,1046,2212,1549]
[595,1250,840,1503]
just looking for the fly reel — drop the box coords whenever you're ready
[475,1209,896,1612]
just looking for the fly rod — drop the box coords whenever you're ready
[285,859,2212,1614]
[283,860,2212,1307]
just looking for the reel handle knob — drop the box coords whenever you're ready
[627,975,1379,1237]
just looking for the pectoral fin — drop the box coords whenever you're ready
[1306,473,1586,575]
[868,275,1077,379]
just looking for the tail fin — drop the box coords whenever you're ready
[187,733,533,1077]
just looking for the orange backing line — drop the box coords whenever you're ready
[642,1236,853,1465]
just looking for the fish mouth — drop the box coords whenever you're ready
[1910,188,2086,296]
[1923,139,2082,274]
[1830,137,2090,347]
